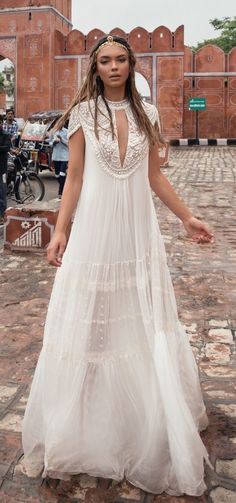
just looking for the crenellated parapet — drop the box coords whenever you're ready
[57,25,185,55]
[53,26,236,139]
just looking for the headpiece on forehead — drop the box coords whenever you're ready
[95,35,129,56]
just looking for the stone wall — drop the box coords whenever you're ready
[0,3,72,118]
[54,26,236,139]
[184,46,236,138]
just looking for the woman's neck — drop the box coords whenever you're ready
[103,87,126,102]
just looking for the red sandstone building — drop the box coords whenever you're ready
[0,0,236,139]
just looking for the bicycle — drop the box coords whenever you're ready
[7,150,45,204]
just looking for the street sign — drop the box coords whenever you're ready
[188,97,206,110]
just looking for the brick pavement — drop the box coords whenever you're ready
[0,146,236,502]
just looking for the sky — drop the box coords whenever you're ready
[72,0,235,47]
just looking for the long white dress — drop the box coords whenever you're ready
[22,97,209,496]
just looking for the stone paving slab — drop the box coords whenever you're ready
[0,146,236,502]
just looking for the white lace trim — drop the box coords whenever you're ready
[143,101,160,128]
[67,105,82,139]
[106,98,130,110]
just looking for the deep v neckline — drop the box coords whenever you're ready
[114,109,129,169]
[106,99,130,169]
[82,96,149,178]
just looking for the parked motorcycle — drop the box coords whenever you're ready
[7,149,45,203]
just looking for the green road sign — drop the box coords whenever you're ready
[188,97,206,110]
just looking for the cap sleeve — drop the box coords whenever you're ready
[67,105,81,139]
[143,102,161,131]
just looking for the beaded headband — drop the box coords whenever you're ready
[95,35,129,55]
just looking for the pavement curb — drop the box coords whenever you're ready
[170,138,236,146]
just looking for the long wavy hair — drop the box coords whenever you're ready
[56,35,161,144]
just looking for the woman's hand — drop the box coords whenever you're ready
[183,216,214,244]
[47,232,67,266]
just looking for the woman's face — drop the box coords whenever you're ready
[96,45,130,91]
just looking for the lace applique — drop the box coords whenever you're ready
[71,99,150,179]
[143,102,160,128]
[68,99,160,179]
[67,105,81,139]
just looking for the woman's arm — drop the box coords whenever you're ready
[47,127,85,266]
[148,142,214,243]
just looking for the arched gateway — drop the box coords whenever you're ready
[0,1,236,139]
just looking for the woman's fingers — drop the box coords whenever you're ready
[47,233,67,266]
[58,242,66,262]
[192,231,214,244]
[47,240,66,266]
[184,217,214,244]
[198,224,214,243]
[201,222,214,239]
[47,246,61,267]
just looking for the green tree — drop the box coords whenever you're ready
[192,16,236,53]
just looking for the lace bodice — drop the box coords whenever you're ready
[68,97,159,179]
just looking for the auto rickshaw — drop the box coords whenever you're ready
[20,110,63,173]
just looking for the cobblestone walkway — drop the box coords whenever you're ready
[0,146,235,502]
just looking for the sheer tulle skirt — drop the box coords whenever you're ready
[22,174,209,496]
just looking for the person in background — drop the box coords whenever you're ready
[3,109,19,138]
[51,126,69,198]
[0,115,11,225]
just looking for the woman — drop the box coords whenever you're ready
[22,35,214,496]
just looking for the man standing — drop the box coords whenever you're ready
[3,109,19,139]
[0,115,11,225]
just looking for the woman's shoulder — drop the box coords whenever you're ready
[142,101,159,124]
[68,100,95,138]
[142,101,156,112]
[70,100,96,123]
[71,99,95,113]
